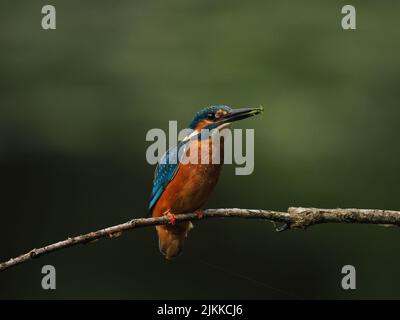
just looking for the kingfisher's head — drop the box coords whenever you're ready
[189,105,263,132]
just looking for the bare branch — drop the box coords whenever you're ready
[1,207,399,272]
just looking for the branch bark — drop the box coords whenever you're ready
[1,207,399,272]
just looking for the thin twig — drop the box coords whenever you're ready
[1,207,399,272]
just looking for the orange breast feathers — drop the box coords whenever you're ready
[152,136,224,218]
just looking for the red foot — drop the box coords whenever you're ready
[196,209,203,220]
[166,212,176,225]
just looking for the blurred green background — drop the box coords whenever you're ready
[1,0,400,299]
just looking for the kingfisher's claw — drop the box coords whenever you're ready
[166,212,176,225]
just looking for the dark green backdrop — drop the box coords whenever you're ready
[1,0,400,299]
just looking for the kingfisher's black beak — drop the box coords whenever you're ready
[221,106,263,124]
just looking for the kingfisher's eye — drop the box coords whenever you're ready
[207,113,215,120]
[215,109,225,119]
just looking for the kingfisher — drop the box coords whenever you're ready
[148,105,263,259]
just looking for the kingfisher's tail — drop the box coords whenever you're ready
[156,222,193,259]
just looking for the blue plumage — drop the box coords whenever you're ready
[148,140,188,211]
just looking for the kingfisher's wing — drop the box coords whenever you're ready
[148,140,188,212]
